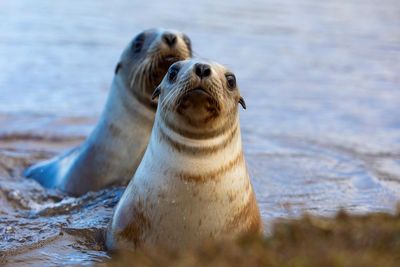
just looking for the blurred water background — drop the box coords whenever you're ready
[0,0,400,265]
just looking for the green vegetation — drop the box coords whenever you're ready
[102,210,400,267]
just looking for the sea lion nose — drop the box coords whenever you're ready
[194,63,211,79]
[162,33,177,47]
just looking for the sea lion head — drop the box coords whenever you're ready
[115,28,192,109]
[153,59,246,132]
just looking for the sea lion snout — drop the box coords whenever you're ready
[162,32,177,47]
[178,87,219,117]
[176,62,220,118]
[155,59,245,127]
[121,29,193,103]
[194,63,211,79]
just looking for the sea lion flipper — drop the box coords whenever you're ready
[24,158,60,188]
[24,146,80,189]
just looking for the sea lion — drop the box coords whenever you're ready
[24,28,192,196]
[106,59,263,251]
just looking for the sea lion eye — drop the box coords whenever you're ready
[225,73,236,89]
[168,65,180,83]
[132,33,145,53]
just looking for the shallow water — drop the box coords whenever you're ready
[1,0,400,265]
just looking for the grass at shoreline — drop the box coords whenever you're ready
[101,210,400,267]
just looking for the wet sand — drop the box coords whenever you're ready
[1,0,400,265]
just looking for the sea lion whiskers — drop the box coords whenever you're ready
[129,58,147,89]
[159,76,193,111]
[146,50,166,89]
[128,49,165,94]
[158,80,180,110]
[171,78,195,110]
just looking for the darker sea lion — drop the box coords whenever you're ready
[25,28,192,196]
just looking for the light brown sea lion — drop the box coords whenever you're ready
[107,58,262,251]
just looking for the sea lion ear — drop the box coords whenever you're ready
[115,63,122,74]
[238,96,246,110]
[151,87,161,100]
